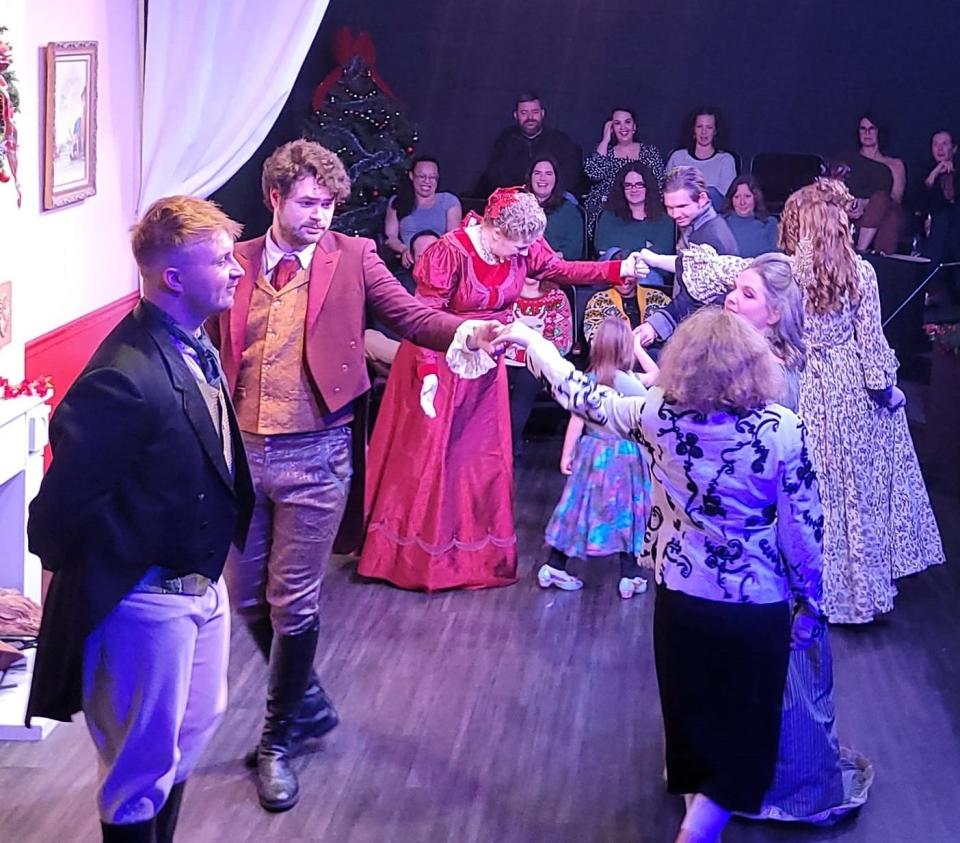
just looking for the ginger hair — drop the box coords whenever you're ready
[131,195,242,276]
[778,178,861,316]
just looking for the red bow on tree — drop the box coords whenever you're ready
[311,28,399,112]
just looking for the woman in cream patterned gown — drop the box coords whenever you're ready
[639,178,944,623]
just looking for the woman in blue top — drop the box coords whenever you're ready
[384,156,462,267]
[722,175,779,258]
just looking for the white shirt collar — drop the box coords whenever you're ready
[262,229,316,276]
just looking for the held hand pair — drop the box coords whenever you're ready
[620,251,650,280]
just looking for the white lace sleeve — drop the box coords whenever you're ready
[444,321,498,379]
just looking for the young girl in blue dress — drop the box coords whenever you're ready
[536,317,658,598]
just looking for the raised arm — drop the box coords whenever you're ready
[526,235,626,286]
[499,322,646,440]
[362,238,461,364]
[638,244,747,343]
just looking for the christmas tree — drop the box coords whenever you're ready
[302,29,418,238]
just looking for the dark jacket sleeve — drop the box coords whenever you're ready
[28,368,151,572]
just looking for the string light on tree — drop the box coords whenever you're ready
[303,27,419,239]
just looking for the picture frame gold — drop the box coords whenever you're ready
[43,41,98,210]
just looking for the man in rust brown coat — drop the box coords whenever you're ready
[210,140,496,812]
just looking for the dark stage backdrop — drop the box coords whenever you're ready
[211,0,960,232]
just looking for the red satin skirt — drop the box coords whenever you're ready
[359,339,518,591]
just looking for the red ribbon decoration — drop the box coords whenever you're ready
[311,27,400,112]
[484,186,526,220]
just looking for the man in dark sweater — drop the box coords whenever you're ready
[483,91,584,195]
[635,166,740,345]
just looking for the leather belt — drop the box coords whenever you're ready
[132,567,213,597]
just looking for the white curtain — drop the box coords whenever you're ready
[139,0,329,210]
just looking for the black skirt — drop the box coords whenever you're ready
[653,584,791,814]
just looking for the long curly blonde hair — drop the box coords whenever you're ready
[778,178,860,316]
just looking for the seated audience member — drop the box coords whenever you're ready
[666,107,738,206]
[583,272,671,343]
[584,107,665,235]
[918,129,960,264]
[365,230,441,374]
[384,157,461,267]
[484,91,584,195]
[527,157,585,259]
[834,113,905,253]
[634,166,739,347]
[722,175,780,257]
[663,166,739,254]
[594,162,675,281]
[499,308,825,843]
[504,275,574,458]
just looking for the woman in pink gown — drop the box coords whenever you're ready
[359,188,637,591]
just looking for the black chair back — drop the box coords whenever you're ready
[750,153,828,212]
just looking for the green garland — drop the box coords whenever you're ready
[0,27,19,111]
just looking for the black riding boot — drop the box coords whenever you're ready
[155,780,186,843]
[100,819,157,842]
[255,623,319,812]
[243,617,339,769]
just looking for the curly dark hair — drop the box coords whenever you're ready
[261,139,351,210]
[603,162,663,222]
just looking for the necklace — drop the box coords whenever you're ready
[475,228,501,264]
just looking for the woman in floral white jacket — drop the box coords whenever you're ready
[494,308,824,843]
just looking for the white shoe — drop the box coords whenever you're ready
[619,576,648,599]
[537,564,583,591]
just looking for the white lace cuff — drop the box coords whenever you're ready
[445,320,498,379]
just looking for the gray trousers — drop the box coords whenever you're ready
[225,427,353,636]
[82,576,230,824]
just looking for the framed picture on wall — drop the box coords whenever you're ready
[43,41,98,210]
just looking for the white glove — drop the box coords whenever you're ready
[419,373,438,418]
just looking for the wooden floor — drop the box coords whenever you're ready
[2,435,959,843]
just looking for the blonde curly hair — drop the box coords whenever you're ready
[658,307,784,415]
[778,178,861,316]
[484,189,546,241]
